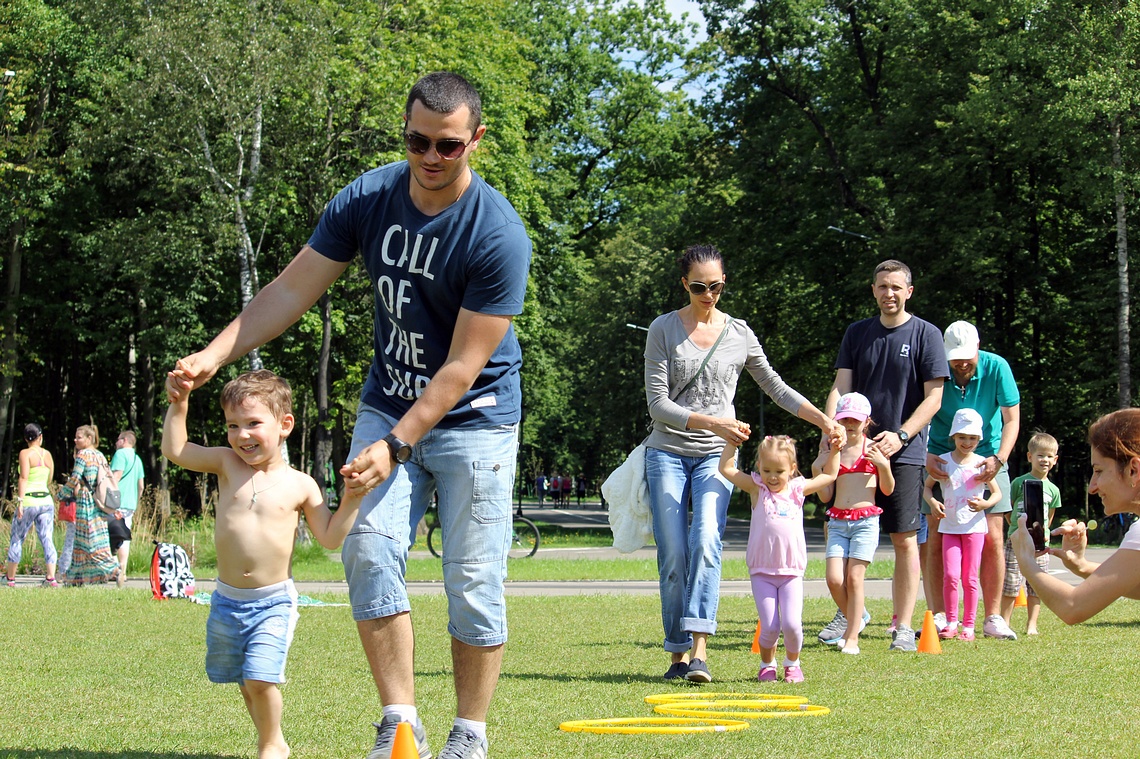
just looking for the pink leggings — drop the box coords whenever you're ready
[751,573,804,653]
[942,532,985,627]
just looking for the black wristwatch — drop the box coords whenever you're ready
[896,429,911,446]
[382,433,413,464]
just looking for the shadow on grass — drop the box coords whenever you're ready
[490,669,669,685]
[0,747,238,752]
[1077,618,1140,629]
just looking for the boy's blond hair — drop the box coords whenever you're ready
[220,369,293,421]
[1027,431,1058,455]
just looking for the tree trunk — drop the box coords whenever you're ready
[0,221,24,499]
[313,292,334,504]
[1113,116,1131,408]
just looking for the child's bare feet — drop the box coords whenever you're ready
[258,742,289,759]
[1026,627,1038,636]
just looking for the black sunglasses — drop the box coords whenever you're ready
[686,280,725,296]
[403,132,475,160]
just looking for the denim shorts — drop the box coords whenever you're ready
[341,403,517,647]
[825,516,881,563]
[206,580,298,685]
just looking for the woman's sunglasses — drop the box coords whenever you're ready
[686,280,725,296]
[403,132,474,161]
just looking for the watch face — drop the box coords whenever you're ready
[385,435,412,464]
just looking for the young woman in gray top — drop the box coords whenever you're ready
[644,244,844,683]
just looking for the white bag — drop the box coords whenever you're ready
[603,443,653,553]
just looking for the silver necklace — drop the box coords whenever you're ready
[250,472,284,507]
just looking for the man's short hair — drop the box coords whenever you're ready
[1028,431,1059,455]
[118,429,137,446]
[406,72,482,132]
[873,259,912,286]
[220,370,293,421]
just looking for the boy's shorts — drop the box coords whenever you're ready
[825,516,881,563]
[206,579,299,685]
[1002,538,1049,598]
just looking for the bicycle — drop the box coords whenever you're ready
[424,505,540,559]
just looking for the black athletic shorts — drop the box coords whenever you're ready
[877,463,924,534]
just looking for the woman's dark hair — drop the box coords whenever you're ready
[1088,408,1140,473]
[24,423,42,442]
[406,72,482,132]
[678,244,724,278]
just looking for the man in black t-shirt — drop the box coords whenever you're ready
[822,260,949,652]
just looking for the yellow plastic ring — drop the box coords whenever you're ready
[644,692,807,705]
[559,717,750,734]
[654,701,830,719]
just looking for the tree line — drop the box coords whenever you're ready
[3,0,1137,518]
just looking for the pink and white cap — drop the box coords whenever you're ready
[834,392,872,422]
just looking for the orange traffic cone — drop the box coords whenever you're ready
[390,721,420,759]
[751,620,763,653]
[917,610,942,655]
[1014,584,1028,608]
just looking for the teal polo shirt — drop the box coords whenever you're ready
[928,351,1020,458]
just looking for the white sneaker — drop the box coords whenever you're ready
[933,612,948,632]
[983,614,1018,640]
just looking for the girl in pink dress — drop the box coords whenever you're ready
[720,435,839,683]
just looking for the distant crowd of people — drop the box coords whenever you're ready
[6,423,144,588]
[531,472,590,507]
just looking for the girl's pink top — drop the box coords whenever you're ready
[747,474,807,576]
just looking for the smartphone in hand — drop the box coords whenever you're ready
[1024,479,1047,552]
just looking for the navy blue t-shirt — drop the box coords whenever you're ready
[835,315,949,465]
[308,162,532,428]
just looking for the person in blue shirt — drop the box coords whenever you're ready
[167,72,532,759]
[924,321,1021,642]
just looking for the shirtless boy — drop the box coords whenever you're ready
[163,368,361,759]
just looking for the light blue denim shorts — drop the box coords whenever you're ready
[825,516,881,563]
[206,579,298,685]
[341,403,517,647]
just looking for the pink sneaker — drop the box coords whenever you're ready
[757,665,777,682]
[959,627,976,642]
[783,666,804,684]
[939,623,958,640]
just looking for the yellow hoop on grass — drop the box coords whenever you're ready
[644,692,807,706]
[559,717,749,734]
[654,700,830,719]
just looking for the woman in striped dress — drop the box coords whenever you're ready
[59,425,120,585]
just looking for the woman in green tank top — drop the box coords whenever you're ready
[6,423,59,587]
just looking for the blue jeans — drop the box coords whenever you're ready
[341,404,518,647]
[645,447,732,653]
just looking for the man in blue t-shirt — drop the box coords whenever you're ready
[110,429,145,582]
[925,321,1021,642]
[824,260,949,653]
[167,72,532,759]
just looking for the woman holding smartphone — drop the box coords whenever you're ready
[1011,408,1140,622]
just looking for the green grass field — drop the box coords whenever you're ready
[4,587,1138,758]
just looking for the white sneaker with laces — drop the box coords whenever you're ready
[983,614,1018,640]
[933,612,948,632]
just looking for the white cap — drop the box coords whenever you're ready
[944,321,980,362]
[949,407,984,438]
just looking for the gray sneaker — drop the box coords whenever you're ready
[889,624,917,652]
[437,727,488,759]
[818,610,847,645]
[367,715,432,759]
